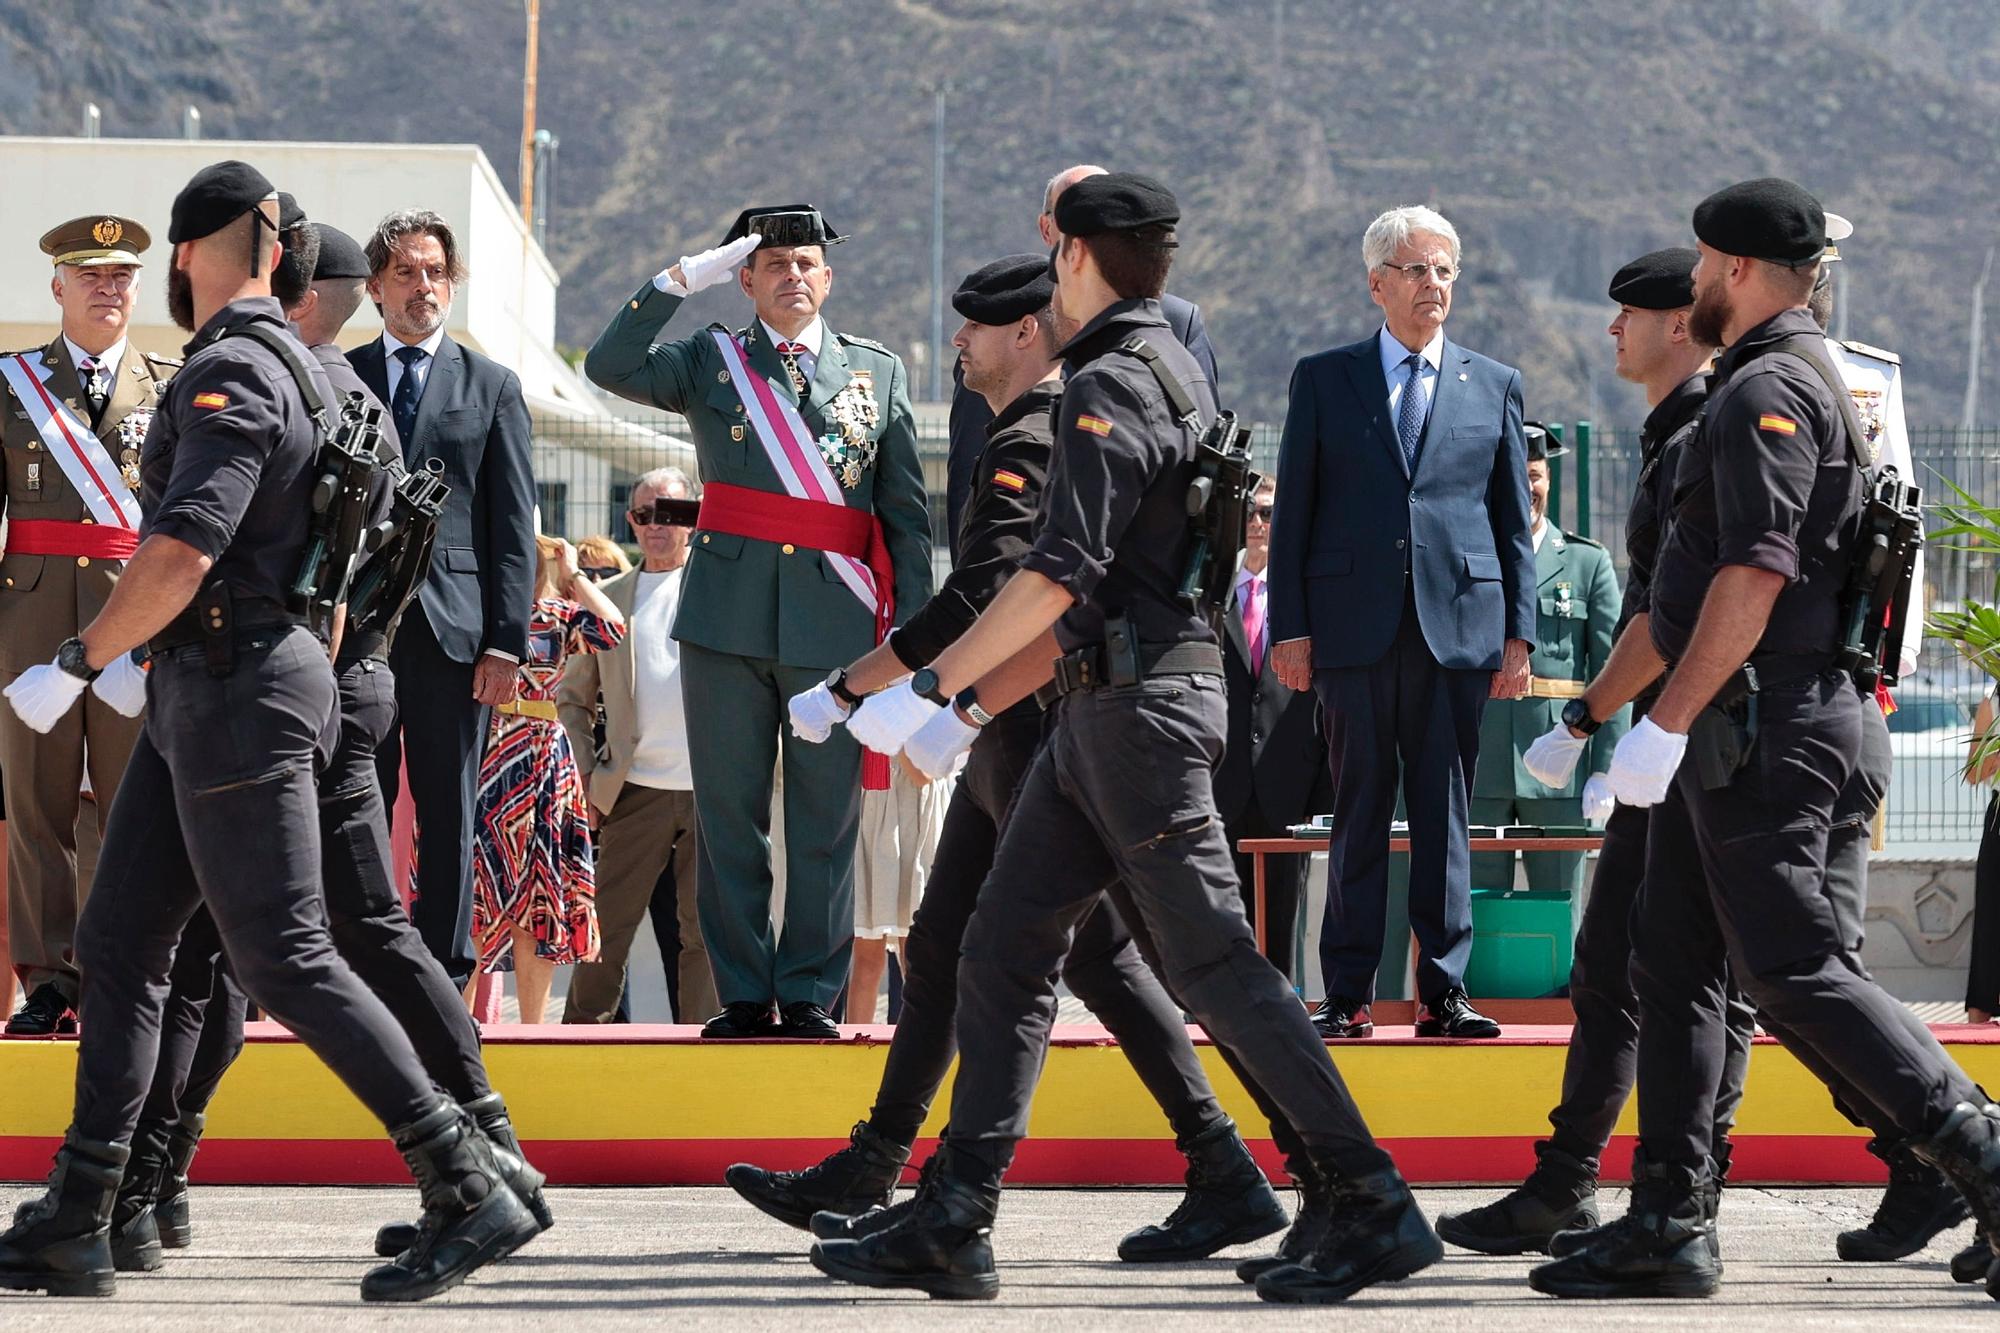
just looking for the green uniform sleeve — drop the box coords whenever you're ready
[582,282,708,413]
[1581,543,1630,772]
[871,353,933,625]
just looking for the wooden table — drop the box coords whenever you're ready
[1237,835,1607,962]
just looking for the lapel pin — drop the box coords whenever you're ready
[1458,372,1468,381]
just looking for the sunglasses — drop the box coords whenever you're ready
[580,565,620,582]
[1251,504,1275,522]
[627,510,689,530]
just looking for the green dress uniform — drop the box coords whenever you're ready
[583,276,931,1015]
[1469,525,1627,896]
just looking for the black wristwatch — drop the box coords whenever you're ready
[55,637,100,683]
[1560,696,1601,737]
[954,686,995,728]
[910,668,950,707]
[826,668,863,708]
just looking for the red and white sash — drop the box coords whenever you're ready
[710,330,880,617]
[0,351,140,529]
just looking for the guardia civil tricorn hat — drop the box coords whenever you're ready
[723,205,844,248]
[40,215,150,267]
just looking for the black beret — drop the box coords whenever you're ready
[311,224,371,280]
[1607,247,1697,309]
[952,253,1053,325]
[276,192,306,230]
[1524,420,1566,461]
[722,204,843,247]
[168,160,279,243]
[1692,177,1825,267]
[1053,172,1179,240]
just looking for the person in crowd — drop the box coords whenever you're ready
[1268,204,1534,1042]
[558,467,716,1025]
[1970,691,2000,1026]
[1217,474,1331,980]
[1,214,174,1035]
[849,762,951,1021]
[584,204,931,1040]
[353,209,537,991]
[576,534,631,583]
[469,535,625,1024]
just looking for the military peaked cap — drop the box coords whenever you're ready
[39,215,150,267]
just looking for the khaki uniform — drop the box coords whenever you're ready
[0,336,175,999]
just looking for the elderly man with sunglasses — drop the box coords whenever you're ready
[557,465,717,1024]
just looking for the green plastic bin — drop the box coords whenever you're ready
[1465,889,1574,999]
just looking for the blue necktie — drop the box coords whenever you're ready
[391,344,427,444]
[1396,351,1426,473]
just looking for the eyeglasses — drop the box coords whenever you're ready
[1250,504,1275,522]
[1379,261,1458,285]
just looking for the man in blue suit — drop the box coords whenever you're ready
[1268,205,1534,1040]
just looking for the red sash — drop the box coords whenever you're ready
[697,480,895,789]
[4,518,139,561]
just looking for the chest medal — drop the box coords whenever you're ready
[818,371,881,489]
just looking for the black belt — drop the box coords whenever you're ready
[150,605,305,655]
[336,627,389,668]
[1679,651,1838,711]
[1049,640,1222,696]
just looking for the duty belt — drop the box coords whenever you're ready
[1669,650,1838,712]
[1526,676,1586,699]
[1050,640,1223,696]
[149,586,306,680]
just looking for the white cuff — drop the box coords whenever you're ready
[652,268,689,296]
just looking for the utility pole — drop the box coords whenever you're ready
[519,0,541,229]
[928,80,950,402]
[81,103,100,138]
[1966,244,1995,431]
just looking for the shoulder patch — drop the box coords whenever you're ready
[1075,414,1115,437]
[1837,338,1900,366]
[992,468,1028,493]
[191,391,229,410]
[1756,413,1798,436]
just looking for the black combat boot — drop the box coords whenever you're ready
[1908,1102,2000,1300]
[1527,1155,1719,1298]
[373,1093,553,1257]
[1836,1136,1970,1261]
[1235,1153,1334,1282]
[725,1120,910,1231]
[809,1142,1001,1300]
[107,1120,174,1273]
[1953,1229,1991,1284]
[1548,1143,1658,1259]
[810,1155,938,1241]
[0,1133,128,1298]
[1116,1118,1288,1262]
[358,1103,539,1302]
[1253,1161,1443,1303]
[1435,1140,1598,1255]
[153,1114,203,1249]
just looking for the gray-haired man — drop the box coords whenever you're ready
[559,466,716,1023]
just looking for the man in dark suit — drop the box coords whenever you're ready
[1269,205,1534,1040]
[1218,475,1330,983]
[352,209,537,985]
[943,164,1218,553]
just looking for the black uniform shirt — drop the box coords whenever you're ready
[1018,299,1219,653]
[891,377,1061,669]
[1649,308,1864,664]
[141,297,331,608]
[1621,370,1708,637]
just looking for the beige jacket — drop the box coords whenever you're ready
[558,566,647,813]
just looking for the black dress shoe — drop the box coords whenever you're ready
[1415,988,1500,1039]
[779,1002,840,1039]
[1310,996,1373,1040]
[701,1001,780,1039]
[6,984,78,1037]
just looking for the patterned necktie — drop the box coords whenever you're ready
[1242,572,1266,676]
[1397,350,1426,473]
[391,344,428,444]
[777,341,810,401]
[79,357,108,427]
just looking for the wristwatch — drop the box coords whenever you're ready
[1560,696,1601,737]
[910,668,950,707]
[826,668,863,708]
[954,686,995,728]
[55,637,101,683]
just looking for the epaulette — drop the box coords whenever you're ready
[835,332,892,355]
[1564,532,1605,550]
[143,351,183,371]
[1837,338,1900,366]
[706,322,731,335]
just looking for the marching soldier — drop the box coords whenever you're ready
[0,216,176,1035]
[584,206,931,1039]
[1468,423,1626,898]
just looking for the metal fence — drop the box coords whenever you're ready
[530,415,2000,855]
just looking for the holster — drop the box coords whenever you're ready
[1688,686,1757,792]
[197,580,236,679]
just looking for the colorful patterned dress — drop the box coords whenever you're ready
[470,597,626,970]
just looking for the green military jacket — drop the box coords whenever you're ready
[1473,526,1629,801]
[584,284,932,669]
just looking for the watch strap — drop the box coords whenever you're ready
[912,669,949,706]
[826,668,863,707]
[954,686,994,727]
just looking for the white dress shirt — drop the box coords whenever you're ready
[65,335,129,397]
[380,325,447,404]
[761,315,825,384]
[1378,325,1444,429]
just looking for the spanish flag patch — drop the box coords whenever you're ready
[192,392,229,410]
[1076,414,1114,437]
[992,469,1027,493]
[1757,413,1797,436]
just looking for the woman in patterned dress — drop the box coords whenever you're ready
[469,535,627,1022]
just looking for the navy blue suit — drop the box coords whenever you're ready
[352,333,537,984]
[1268,331,1533,1004]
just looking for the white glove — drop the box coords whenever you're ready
[1523,722,1588,788]
[4,660,91,735]
[848,680,942,754]
[787,682,849,744]
[1605,717,1689,809]
[904,705,978,780]
[1581,772,1615,824]
[91,651,149,718]
[655,234,762,295]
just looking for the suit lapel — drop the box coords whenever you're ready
[1341,338,1406,477]
[1539,532,1565,587]
[40,337,83,412]
[1411,338,1471,482]
[407,337,462,460]
[805,331,853,427]
[98,345,150,442]
[1223,577,1251,663]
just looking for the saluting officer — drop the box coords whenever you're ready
[734,254,1283,1264]
[0,162,534,1304]
[0,215,177,1036]
[1530,179,2000,1300]
[1468,423,1626,897]
[817,174,1440,1305]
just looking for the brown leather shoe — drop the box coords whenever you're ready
[1310,996,1373,1040]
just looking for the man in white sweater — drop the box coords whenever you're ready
[559,466,716,1022]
